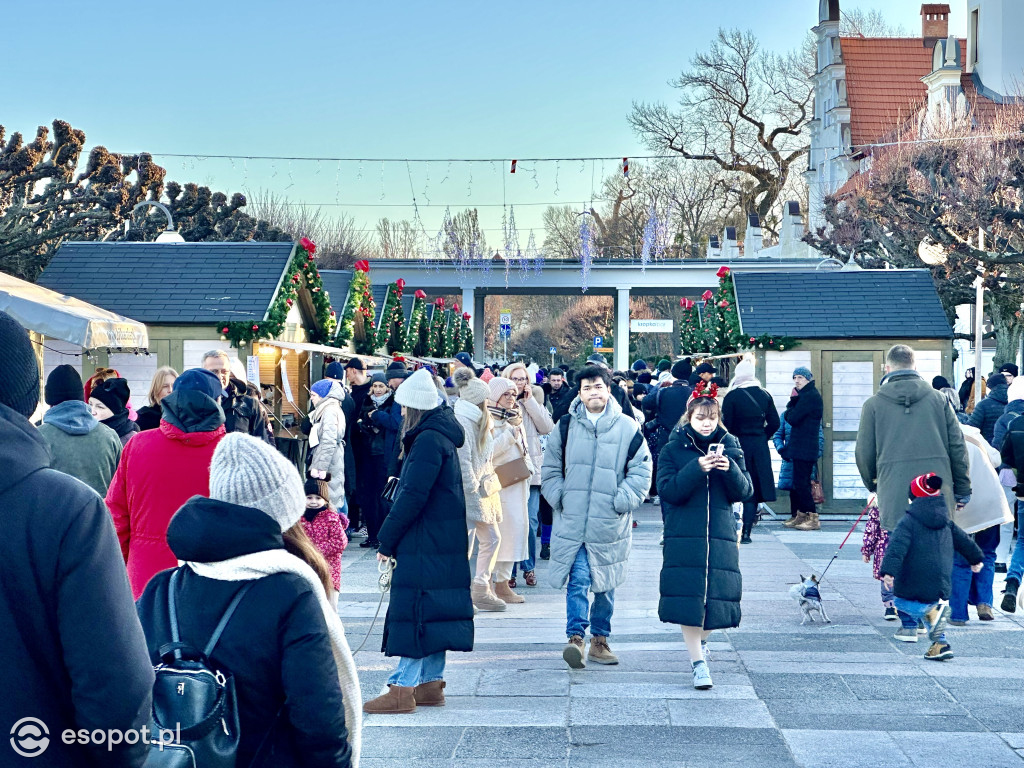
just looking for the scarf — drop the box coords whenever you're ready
[188,551,362,767]
[101,408,136,438]
[370,392,391,408]
[304,505,328,522]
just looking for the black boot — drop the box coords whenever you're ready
[1001,578,1019,613]
[740,523,753,544]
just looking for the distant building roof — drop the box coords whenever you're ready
[840,37,933,149]
[40,241,296,325]
[732,269,952,339]
[319,270,353,318]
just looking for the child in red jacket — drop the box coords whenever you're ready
[302,477,349,608]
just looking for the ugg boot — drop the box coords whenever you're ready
[413,680,446,707]
[784,512,808,528]
[472,583,507,612]
[363,685,416,714]
[587,635,619,665]
[494,580,525,603]
[1001,578,1019,613]
[795,512,820,531]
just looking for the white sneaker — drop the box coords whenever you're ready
[692,660,713,690]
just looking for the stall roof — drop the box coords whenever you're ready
[39,241,296,324]
[732,269,953,339]
[0,272,148,349]
[256,339,392,366]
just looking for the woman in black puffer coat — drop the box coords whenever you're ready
[363,369,474,715]
[658,395,752,690]
[781,367,824,528]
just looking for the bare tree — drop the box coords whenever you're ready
[542,205,584,261]
[376,218,419,260]
[630,28,812,234]
[840,8,909,37]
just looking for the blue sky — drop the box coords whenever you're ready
[2,0,965,238]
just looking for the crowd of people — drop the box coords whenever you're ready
[2,302,1022,764]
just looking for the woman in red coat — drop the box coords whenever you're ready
[105,368,226,598]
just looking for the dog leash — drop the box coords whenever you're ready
[815,501,872,585]
[352,555,396,654]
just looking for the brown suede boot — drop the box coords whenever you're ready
[413,680,446,707]
[472,583,507,612]
[494,580,525,604]
[783,512,808,528]
[563,635,586,669]
[363,685,416,714]
[588,636,619,665]
[795,512,820,531]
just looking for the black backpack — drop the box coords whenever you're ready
[558,413,645,477]
[147,568,257,768]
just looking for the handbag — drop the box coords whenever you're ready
[495,457,531,488]
[381,476,400,503]
[740,387,769,430]
[811,462,826,505]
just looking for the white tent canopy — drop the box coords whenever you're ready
[0,272,148,350]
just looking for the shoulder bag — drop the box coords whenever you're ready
[494,427,531,487]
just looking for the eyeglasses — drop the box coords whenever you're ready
[511,376,528,383]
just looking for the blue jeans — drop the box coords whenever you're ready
[387,651,446,687]
[892,598,946,642]
[514,486,541,575]
[951,524,999,621]
[1009,516,1024,583]
[882,575,918,629]
[566,545,615,638]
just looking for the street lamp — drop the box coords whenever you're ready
[918,234,985,384]
[132,201,184,243]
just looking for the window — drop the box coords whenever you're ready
[970,9,980,68]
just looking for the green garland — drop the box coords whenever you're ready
[744,333,801,352]
[405,291,429,354]
[217,238,336,347]
[334,262,378,354]
[679,302,704,354]
[461,314,473,354]
[442,306,462,357]
[427,301,447,356]
[375,279,406,353]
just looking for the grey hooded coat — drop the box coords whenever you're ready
[541,396,653,593]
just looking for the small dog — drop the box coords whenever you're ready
[789,574,830,625]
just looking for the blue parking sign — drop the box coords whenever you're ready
[593,336,602,348]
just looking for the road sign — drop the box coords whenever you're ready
[630,319,673,333]
[593,336,603,348]
[549,346,556,354]
[595,347,614,353]
[500,310,512,325]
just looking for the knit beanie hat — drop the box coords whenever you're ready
[304,475,330,504]
[1008,376,1024,403]
[931,375,952,391]
[987,372,1008,390]
[311,379,333,399]
[45,364,85,406]
[454,368,490,405]
[174,368,225,400]
[632,359,648,371]
[657,359,671,372]
[638,371,652,384]
[325,361,346,379]
[793,366,813,380]
[91,377,130,415]
[658,371,674,385]
[209,432,305,531]
[479,367,494,383]
[395,367,441,410]
[671,359,691,381]
[910,473,943,498]
[0,311,40,418]
[489,376,516,403]
[369,372,388,387]
[1000,363,1019,377]
[732,357,756,385]
[695,362,716,376]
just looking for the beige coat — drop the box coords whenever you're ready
[491,415,533,562]
[502,363,554,485]
[956,425,1013,534]
[453,399,503,525]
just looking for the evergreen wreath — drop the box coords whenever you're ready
[217,237,336,347]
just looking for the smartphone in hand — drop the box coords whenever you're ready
[708,443,726,456]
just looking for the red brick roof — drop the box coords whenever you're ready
[840,37,934,150]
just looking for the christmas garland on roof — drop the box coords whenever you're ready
[217,237,336,347]
[405,290,430,355]
[335,260,378,354]
[376,278,407,353]
[460,311,473,354]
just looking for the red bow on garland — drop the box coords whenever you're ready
[452,302,460,313]
[463,312,471,320]
[414,289,427,299]
[680,298,695,310]
[396,278,406,290]
[701,290,714,302]
[354,260,370,272]
[299,237,316,254]
[435,298,445,307]
[716,265,730,278]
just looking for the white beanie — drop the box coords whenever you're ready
[395,367,441,411]
[453,368,490,405]
[489,376,516,403]
[1008,376,1024,403]
[658,371,674,385]
[208,432,305,531]
[731,357,756,386]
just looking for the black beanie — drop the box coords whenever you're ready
[45,364,85,406]
[304,475,330,503]
[1000,363,1019,377]
[0,311,40,418]
[91,377,130,414]
[671,359,693,381]
[931,376,951,391]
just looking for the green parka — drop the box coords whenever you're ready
[855,370,971,531]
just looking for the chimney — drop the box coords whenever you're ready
[921,4,950,40]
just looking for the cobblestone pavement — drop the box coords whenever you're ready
[338,507,1024,767]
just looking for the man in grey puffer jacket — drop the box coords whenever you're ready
[542,364,652,669]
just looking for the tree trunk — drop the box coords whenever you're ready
[989,297,1024,368]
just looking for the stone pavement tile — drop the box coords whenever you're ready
[568,725,795,766]
[359,668,482,699]
[569,697,671,726]
[360,761,560,768]
[569,670,751,687]
[477,669,570,697]
[889,731,1024,767]
[730,631,894,653]
[772,712,985,732]
[741,660,926,676]
[960,707,1022,733]
[781,729,911,768]
[999,733,1024,749]
[938,687,1024,708]
[749,673,856,700]
[359,726,464,759]
[666,699,775,728]
[840,675,956,703]
[569,681,758,700]
[739,650,916,665]
[908,658,1024,679]
[764,698,967,717]
[454,726,569,759]
[363,696,568,728]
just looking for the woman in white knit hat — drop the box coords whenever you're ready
[486,376,532,604]
[135,432,361,767]
[452,368,506,612]
[363,368,475,715]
